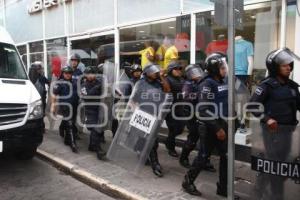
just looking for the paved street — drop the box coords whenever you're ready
[0,155,115,200]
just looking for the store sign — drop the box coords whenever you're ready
[28,0,72,14]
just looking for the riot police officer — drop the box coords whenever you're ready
[182,52,229,197]
[69,53,83,82]
[164,62,185,157]
[133,64,171,177]
[123,64,143,97]
[112,64,143,136]
[81,66,106,160]
[51,66,79,153]
[249,48,300,200]
[69,53,83,139]
[179,64,216,171]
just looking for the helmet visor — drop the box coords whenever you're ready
[186,67,204,80]
[145,65,160,75]
[274,48,300,65]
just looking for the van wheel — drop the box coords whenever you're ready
[15,147,37,160]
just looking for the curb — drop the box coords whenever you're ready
[36,149,148,200]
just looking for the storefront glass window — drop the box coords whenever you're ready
[71,35,115,68]
[46,38,68,81]
[17,45,28,70]
[29,41,44,70]
[118,0,181,24]
[120,15,191,70]
[195,1,281,85]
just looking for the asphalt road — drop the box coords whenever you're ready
[0,155,115,200]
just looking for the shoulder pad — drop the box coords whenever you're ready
[288,79,300,89]
[260,77,279,88]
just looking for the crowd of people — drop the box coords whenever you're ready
[28,46,300,198]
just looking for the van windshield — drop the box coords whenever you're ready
[0,43,27,80]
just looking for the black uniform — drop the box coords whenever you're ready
[81,78,104,151]
[164,74,185,155]
[250,76,300,200]
[53,78,79,151]
[183,75,229,196]
[179,79,201,164]
[71,68,83,135]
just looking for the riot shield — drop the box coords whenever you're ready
[117,70,131,97]
[250,120,300,200]
[101,60,116,131]
[107,79,173,174]
[114,71,132,122]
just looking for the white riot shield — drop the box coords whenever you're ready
[107,79,173,174]
[250,121,300,200]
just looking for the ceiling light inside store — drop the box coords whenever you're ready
[251,15,256,19]
[169,26,175,29]
[139,30,145,33]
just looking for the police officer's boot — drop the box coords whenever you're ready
[96,144,106,160]
[64,129,71,146]
[149,150,163,177]
[179,146,193,168]
[182,168,202,196]
[164,139,178,157]
[59,121,66,138]
[69,129,78,153]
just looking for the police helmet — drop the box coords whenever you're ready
[131,64,142,73]
[185,64,205,80]
[70,53,81,62]
[84,66,98,74]
[167,61,182,74]
[205,52,227,76]
[61,66,74,73]
[31,61,43,70]
[143,64,160,76]
[266,48,299,76]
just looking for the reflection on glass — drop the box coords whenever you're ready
[71,35,115,69]
[120,16,191,71]
[0,43,27,79]
[46,38,68,81]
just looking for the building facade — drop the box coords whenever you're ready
[0,0,299,82]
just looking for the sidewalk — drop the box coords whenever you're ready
[39,127,252,200]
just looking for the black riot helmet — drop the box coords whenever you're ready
[29,61,43,84]
[70,53,81,62]
[143,64,160,76]
[84,66,98,74]
[185,64,205,81]
[167,61,182,74]
[61,66,74,73]
[204,52,227,77]
[266,48,300,77]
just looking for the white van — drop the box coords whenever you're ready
[0,26,43,159]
